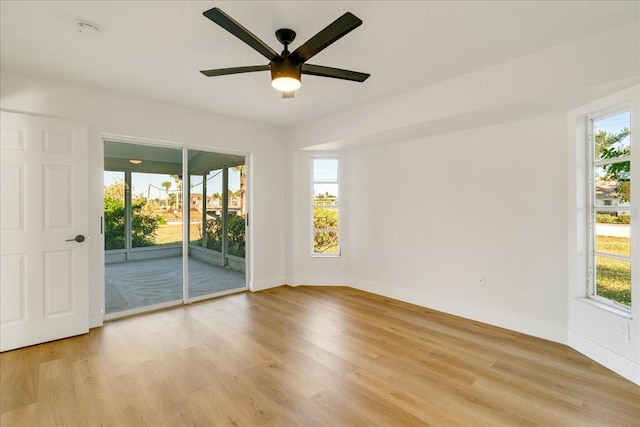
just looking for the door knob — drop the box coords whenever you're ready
[65,235,86,243]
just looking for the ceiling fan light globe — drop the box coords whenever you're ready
[271,77,301,92]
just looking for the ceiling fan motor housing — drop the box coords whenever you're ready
[271,56,302,82]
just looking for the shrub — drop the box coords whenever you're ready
[104,196,163,249]
[104,196,126,250]
[197,215,245,258]
[595,213,630,224]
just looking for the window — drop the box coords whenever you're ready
[312,157,340,255]
[588,111,632,309]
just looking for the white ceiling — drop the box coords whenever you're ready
[1,1,638,128]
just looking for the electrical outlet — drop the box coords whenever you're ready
[479,277,486,287]
[621,322,631,341]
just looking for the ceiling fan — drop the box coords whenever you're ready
[200,7,370,96]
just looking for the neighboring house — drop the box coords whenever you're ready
[190,192,203,210]
[192,193,240,214]
[595,179,618,207]
[595,179,631,210]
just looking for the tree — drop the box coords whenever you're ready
[595,128,630,202]
[104,179,126,250]
[172,175,182,209]
[104,179,163,250]
[313,208,339,253]
[232,165,246,216]
[161,181,172,209]
[227,215,246,257]
[130,197,163,247]
[104,195,126,250]
[168,193,177,209]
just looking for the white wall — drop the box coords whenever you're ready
[1,70,288,328]
[289,116,569,343]
[344,115,569,343]
[285,21,639,384]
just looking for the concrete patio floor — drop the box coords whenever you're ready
[105,256,246,315]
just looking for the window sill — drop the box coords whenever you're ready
[575,297,633,319]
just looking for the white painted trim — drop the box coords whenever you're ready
[99,134,254,318]
[89,313,103,329]
[251,276,286,291]
[101,132,249,158]
[245,153,254,292]
[348,277,567,344]
[575,297,633,319]
[567,85,639,386]
[568,330,640,385]
[103,299,183,321]
[187,286,247,304]
[288,281,345,288]
[310,155,341,257]
[95,134,106,329]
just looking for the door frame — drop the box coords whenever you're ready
[98,133,252,319]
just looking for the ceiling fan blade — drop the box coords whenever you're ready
[291,12,362,63]
[203,7,279,61]
[200,65,270,77]
[302,64,370,82]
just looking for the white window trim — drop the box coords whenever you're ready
[586,108,633,313]
[311,156,340,257]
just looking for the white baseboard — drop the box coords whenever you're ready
[347,277,567,344]
[568,330,640,385]
[89,311,103,329]
[251,275,286,291]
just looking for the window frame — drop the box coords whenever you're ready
[586,109,633,312]
[311,156,340,257]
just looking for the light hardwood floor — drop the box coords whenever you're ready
[1,286,638,426]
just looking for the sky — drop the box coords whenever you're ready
[594,111,631,145]
[106,158,340,200]
[313,157,339,198]
[104,169,241,200]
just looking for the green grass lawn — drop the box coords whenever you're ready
[154,223,201,245]
[595,236,631,306]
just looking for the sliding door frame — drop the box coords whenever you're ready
[100,134,251,319]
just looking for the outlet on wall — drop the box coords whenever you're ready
[479,276,486,287]
[620,322,631,341]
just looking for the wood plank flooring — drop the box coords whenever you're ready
[1,286,638,426]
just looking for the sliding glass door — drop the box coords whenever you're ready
[187,150,246,300]
[103,142,247,318]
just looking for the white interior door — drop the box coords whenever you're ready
[1,111,89,352]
